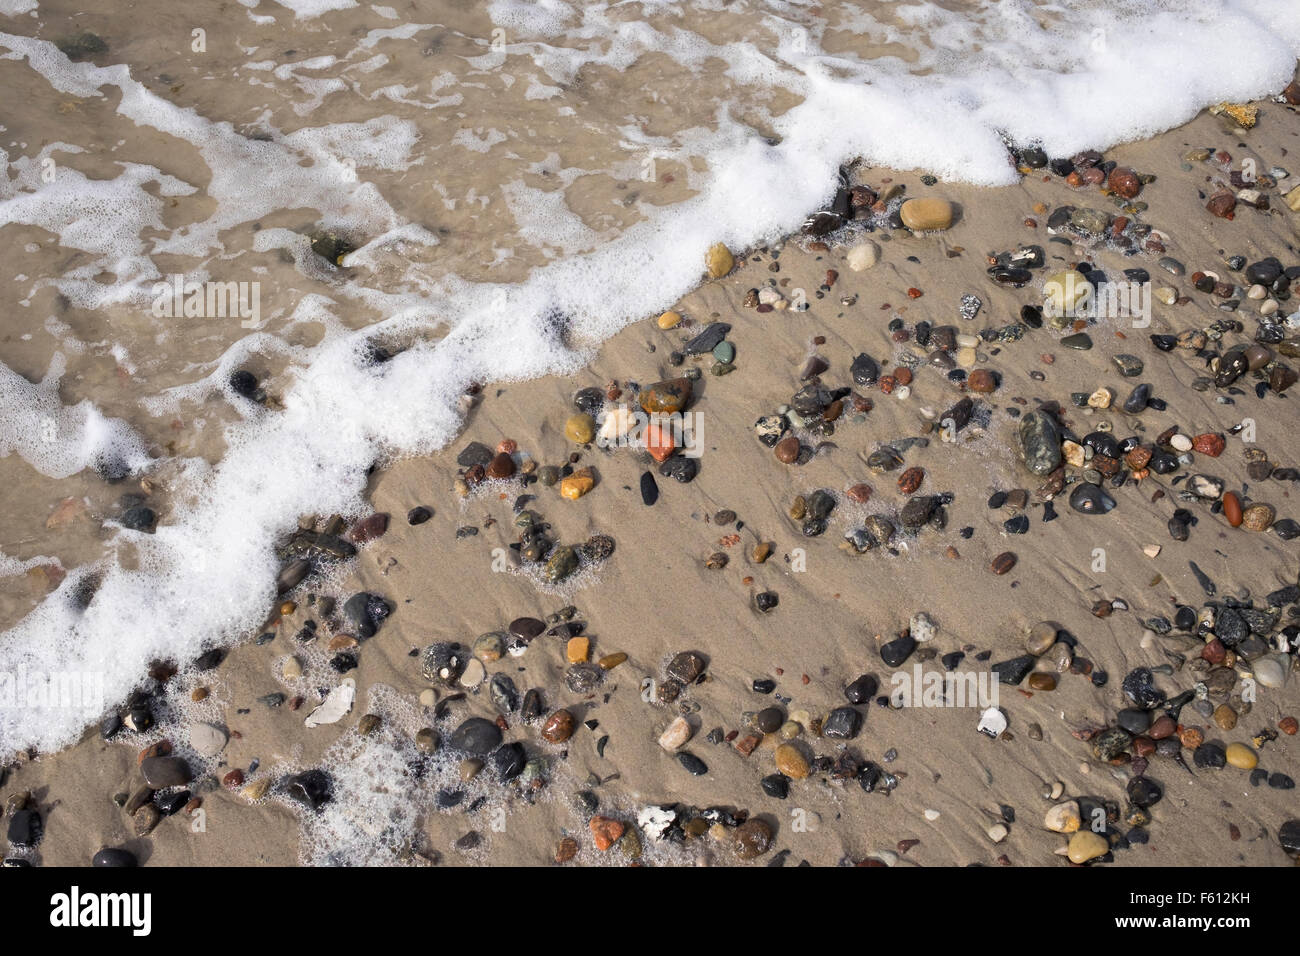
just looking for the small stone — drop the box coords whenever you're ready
[1044,800,1081,833]
[774,743,810,779]
[1225,742,1258,770]
[565,414,596,444]
[733,818,773,859]
[846,239,880,271]
[900,197,954,231]
[705,242,734,278]
[1067,830,1109,863]
[658,715,693,751]
[541,709,575,744]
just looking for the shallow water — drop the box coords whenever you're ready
[0,0,1298,754]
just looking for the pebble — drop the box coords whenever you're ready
[774,743,810,779]
[900,197,954,231]
[658,715,693,751]
[1067,830,1109,864]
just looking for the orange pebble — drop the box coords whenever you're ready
[645,422,675,463]
[589,816,625,851]
[1222,491,1243,527]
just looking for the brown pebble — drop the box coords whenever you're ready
[774,435,800,464]
[1027,673,1056,691]
[541,709,575,744]
[990,551,1017,575]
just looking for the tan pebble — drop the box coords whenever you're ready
[774,743,809,779]
[1225,742,1257,769]
[1067,830,1109,863]
[658,715,694,752]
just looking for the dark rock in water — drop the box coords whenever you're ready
[1082,431,1120,457]
[859,762,883,792]
[283,769,333,812]
[565,663,604,693]
[845,674,878,704]
[193,648,225,671]
[1273,519,1300,540]
[1214,607,1247,647]
[509,617,546,641]
[407,506,432,525]
[140,755,193,789]
[155,790,191,816]
[658,456,697,483]
[1267,584,1300,607]
[343,591,391,638]
[942,396,974,433]
[1092,727,1132,760]
[311,233,354,266]
[761,774,790,799]
[1059,332,1092,350]
[1246,258,1283,286]
[56,31,108,61]
[276,558,311,594]
[684,322,731,355]
[803,211,843,236]
[755,591,779,613]
[456,441,495,468]
[1122,667,1164,709]
[1215,350,1248,387]
[678,752,708,776]
[521,688,544,722]
[229,369,260,400]
[489,673,520,714]
[421,642,465,684]
[1018,410,1061,475]
[1279,820,1300,854]
[850,353,881,386]
[640,471,659,506]
[1069,482,1115,515]
[1127,776,1163,808]
[100,713,122,740]
[1188,561,1216,595]
[823,706,863,739]
[449,717,502,755]
[1168,516,1189,541]
[880,634,916,667]
[666,650,706,684]
[6,809,41,848]
[900,495,939,531]
[92,847,138,867]
[1122,383,1151,413]
[1117,708,1151,734]
[1193,742,1227,769]
[992,655,1035,685]
[121,506,157,533]
[492,742,527,781]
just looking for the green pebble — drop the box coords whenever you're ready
[712,341,736,363]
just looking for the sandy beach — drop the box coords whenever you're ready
[6,93,1300,866]
[2,1,1300,870]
